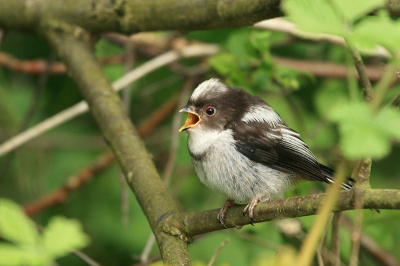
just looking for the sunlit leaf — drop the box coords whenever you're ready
[328,102,399,159]
[43,216,90,258]
[0,244,50,266]
[209,53,236,76]
[283,0,345,36]
[352,11,400,52]
[334,0,384,21]
[0,199,38,245]
[339,122,390,159]
[374,106,400,140]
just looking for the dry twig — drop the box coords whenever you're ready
[207,238,230,266]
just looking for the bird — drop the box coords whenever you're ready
[179,78,351,228]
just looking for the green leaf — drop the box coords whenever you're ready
[43,216,90,258]
[314,81,349,118]
[0,244,50,266]
[334,0,384,21]
[374,106,400,140]
[0,199,38,245]
[327,102,399,160]
[352,11,400,52]
[339,122,390,160]
[249,31,271,53]
[283,0,345,36]
[208,53,236,76]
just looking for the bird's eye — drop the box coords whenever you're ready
[205,107,215,117]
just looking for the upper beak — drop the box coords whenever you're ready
[179,106,201,132]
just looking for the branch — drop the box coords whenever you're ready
[164,189,400,237]
[2,1,400,34]
[1,51,390,83]
[0,0,282,33]
[44,26,191,265]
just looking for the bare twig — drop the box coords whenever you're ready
[207,238,230,266]
[140,234,156,264]
[331,212,342,266]
[118,36,136,227]
[317,215,333,266]
[385,91,400,108]
[19,52,56,131]
[71,250,102,266]
[23,96,178,216]
[0,44,219,157]
[348,48,374,102]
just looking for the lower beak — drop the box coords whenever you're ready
[179,107,201,132]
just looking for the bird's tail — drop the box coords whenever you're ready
[319,163,353,190]
[320,164,380,213]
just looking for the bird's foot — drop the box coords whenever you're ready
[217,199,235,229]
[243,196,261,226]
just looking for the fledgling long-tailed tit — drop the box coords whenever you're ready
[179,79,351,228]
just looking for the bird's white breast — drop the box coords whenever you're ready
[187,128,294,203]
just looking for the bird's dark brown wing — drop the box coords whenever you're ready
[232,121,328,183]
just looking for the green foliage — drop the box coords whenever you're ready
[0,199,38,245]
[283,0,400,54]
[328,102,400,159]
[0,199,90,266]
[352,11,400,53]
[209,30,301,92]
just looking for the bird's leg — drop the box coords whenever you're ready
[217,199,235,229]
[243,195,262,226]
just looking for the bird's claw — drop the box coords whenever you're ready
[249,216,255,226]
[217,215,227,229]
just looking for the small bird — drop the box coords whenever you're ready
[179,79,351,228]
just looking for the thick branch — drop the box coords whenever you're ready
[2,0,400,34]
[0,0,282,33]
[43,27,191,265]
[165,189,400,237]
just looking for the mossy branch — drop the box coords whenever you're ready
[165,189,400,237]
[42,25,191,265]
[1,0,400,34]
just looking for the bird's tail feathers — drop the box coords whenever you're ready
[319,164,353,190]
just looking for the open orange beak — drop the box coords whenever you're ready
[179,107,201,132]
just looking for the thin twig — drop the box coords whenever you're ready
[0,50,391,82]
[207,238,230,266]
[119,36,136,227]
[19,52,57,131]
[71,250,102,266]
[0,44,219,157]
[0,29,3,47]
[317,215,333,266]
[140,234,156,264]
[23,96,178,216]
[331,212,342,266]
[385,91,400,108]
[348,47,374,102]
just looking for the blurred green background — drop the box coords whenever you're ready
[0,25,399,266]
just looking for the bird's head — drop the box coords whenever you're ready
[179,79,252,133]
